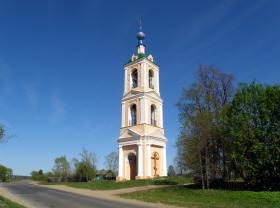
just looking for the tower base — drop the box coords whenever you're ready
[117,130,167,181]
[116,176,125,182]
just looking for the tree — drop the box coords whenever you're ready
[175,136,188,175]
[0,164,12,182]
[31,171,39,180]
[176,65,234,189]
[0,124,16,144]
[104,151,118,175]
[52,156,71,180]
[226,82,280,190]
[74,148,97,182]
[31,170,48,181]
[0,125,5,143]
[167,165,176,176]
[38,169,43,175]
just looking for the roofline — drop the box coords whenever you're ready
[123,57,159,68]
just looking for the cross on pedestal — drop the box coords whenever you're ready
[151,152,159,176]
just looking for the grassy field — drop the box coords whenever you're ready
[120,185,280,208]
[0,195,25,208]
[44,176,192,190]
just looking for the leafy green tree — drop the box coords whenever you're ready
[74,148,97,182]
[31,170,48,181]
[167,165,176,176]
[52,156,71,180]
[226,82,280,190]
[0,164,12,182]
[31,171,39,180]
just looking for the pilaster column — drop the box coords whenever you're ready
[141,62,146,87]
[156,70,160,94]
[121,102,125,127]
[159,104,163,128]
[137,144,143,177]
[143,63,146,87]
[128,106,131,126]
[163,145,167,176]
[140,98,145,124]
[118,145,123,177]
[124,69,128,94]
[147,143,151,177]
[144,99,148,124]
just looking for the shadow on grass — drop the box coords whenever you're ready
[182,181,254,191]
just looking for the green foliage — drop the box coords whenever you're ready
[226,82,280,190]
[75,162,95,182]
[73,148,97,182]
[31,170,44,181]
[167,165,176,176]
[38,169,43,175]
[0,164,12,182]
[0,195,26,208]
[34,149,98,182]
[52,156,71,179]
[31,170,52,182]
[177,67,280,191]
[120,186,280,208]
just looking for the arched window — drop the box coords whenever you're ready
[130,104,137,126]
[151,105,156,126]
[132,69,138,88]
[149,70,154,89]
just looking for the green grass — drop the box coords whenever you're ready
[120,186,280,208]
[43,176,192,190]
[0,195,25,208]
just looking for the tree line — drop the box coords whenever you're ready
[0,164,12,182]
[31,148,118,182]
[176,65,280,191]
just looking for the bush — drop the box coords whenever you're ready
[31,170,50,182]
[226,83,280,191]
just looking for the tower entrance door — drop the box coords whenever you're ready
[128,153,137,180]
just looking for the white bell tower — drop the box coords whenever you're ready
[117,24,167,181]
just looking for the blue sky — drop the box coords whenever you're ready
[0,0,279,175]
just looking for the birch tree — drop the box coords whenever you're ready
[176,65,234,188]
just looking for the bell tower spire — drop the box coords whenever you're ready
[137,18,146,54]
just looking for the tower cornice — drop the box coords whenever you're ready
[122,91,163,103]
[124,56,159,68]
